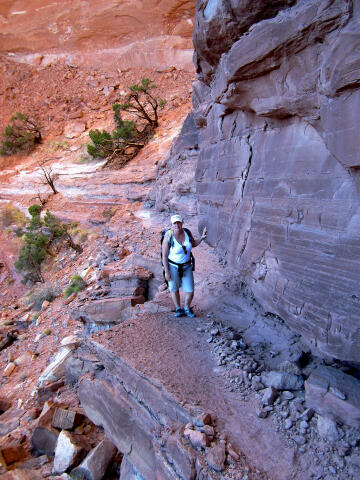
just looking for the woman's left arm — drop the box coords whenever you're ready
[191,227,207,248]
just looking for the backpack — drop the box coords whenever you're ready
[160,228,195,283]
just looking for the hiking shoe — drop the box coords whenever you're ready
[174,307,183,317]
[183,307,196,318]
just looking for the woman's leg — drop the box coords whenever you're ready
[182,267,195,315]
[171,290,181,309]
[168,264,182,312]
[184,291,194,309]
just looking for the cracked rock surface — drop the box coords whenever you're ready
[158,0,360,363]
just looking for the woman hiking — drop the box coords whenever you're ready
[162,214,207,317]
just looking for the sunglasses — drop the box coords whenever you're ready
[182,245,187,254]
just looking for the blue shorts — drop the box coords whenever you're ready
[168,263,194,293]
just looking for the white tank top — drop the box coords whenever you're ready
[168,231,192,264]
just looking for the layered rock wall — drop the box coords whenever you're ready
[171,0,360,362]
[0,0,195,70]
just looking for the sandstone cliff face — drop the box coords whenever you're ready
[168,0,360,362]
[0,0,195,70]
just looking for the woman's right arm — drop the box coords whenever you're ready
[162,232,171,282]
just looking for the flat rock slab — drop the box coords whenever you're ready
[305,366,360,427]
[72,297,144,326]
[78,311,314,480]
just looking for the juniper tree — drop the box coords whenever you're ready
[86,78,165,164]
[0,113,41,155]
[118,78,165,129]
[15,205,47,284]
[43,210,82,253]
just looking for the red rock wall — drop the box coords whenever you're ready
[190,0,360,362]
[0,0,195,70]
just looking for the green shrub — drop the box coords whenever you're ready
[28,283,59,311]
[15,204,47,284]
[86,78,165,165]
[0,113,41,155]
[102,207,117,220]
[0,205,27,228]
[64,274,86,298]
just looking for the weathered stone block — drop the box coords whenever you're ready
[70,439,117,480]
[31,426,59,456]
[52,407,84,431]
[53,430,89,474]
[305,366,360,427]
[261,371,304,391]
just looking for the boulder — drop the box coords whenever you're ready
[316,416,341,442]
[184,429,209,449]
[64,122,86,139]
[305,366,360,427]
[37,348,73,386]
[0,409,24,437]
[0,438,27,465]
[52,407,84,431]
[70,439,117,480]
[31,426,59,456]
[53,430,89,474]
[262,386,278,406]
[261,371,304,391]
[36,380,65,404]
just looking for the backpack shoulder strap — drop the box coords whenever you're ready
[184,228,194,243]
[163,229,174,247]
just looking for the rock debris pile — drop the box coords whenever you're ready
[197,315,360,480]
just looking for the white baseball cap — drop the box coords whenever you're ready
[171,214,183,224]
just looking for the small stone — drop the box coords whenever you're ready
[41,300,50,310]
[299,420,309,430]
[3,363,16,377]
[210,328,219,336]
[60,335,80,347]
[294,435,306,446]
[256,405,272,418]
[185,429,209,449]
[284,419,293,430]
[262,386,278,406]
[299,408,314,422]
[282,391,295,401]
[207,337,213,343]
[280,409,289,419]
[64,292,77,305]
[14,351,34,367]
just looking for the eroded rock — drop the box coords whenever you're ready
[305,366,360,427]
